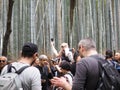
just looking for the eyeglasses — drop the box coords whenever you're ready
[0,60,6,63]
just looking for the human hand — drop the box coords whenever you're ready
[44,61,52,73]
[51,77,66,87]
[44,61,50,67]
[51,40,54,46]
[55,65,61,72]
[51,77,71,90]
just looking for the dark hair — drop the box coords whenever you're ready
[105,50,113,59]
[73,51,79,62]
[59,61,71,71]
[21,42,38,57]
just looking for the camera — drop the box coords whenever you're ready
[51,38,54,42]
[51,58,60,63]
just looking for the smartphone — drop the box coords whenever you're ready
[51,38,54,42]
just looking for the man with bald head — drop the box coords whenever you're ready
[0,56,7,74]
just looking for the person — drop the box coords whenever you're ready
[51,38,105,90]
[0,56,7,74]
[59,61,73,85]
[105,50,116,63]
[114,52,120,64]
[105,50,113,60]
[51,40,73,62]
[105,50,120,72]
[70,51,81,76]
[50,58,61,77]
[51,60,73,90]
[35,54,53,90]
[1,42,41,90]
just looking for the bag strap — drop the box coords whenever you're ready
[96,57,109,89]
[7,64,30,74]
[7,64,17,73]
[64,72,73,80]
[66,72,73,79]
[16,66,30,74]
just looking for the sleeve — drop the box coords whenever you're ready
[64,48,73,62]
[72,61,87,90]
[51,42,59,56]
[67,52,73,62]
[31,67,42,90]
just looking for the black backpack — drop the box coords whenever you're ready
[96,58,120,90]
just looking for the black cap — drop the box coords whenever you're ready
[22,42,38,57]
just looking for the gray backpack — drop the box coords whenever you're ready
[0,64,29,90]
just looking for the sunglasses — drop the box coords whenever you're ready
[0,60,6,63]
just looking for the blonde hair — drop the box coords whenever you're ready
[60,43,68,48]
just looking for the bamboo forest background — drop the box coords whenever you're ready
[0,0,120,60]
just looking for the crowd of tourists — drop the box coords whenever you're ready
[0,37,120,90]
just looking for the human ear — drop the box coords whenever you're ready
[33,53,39,59]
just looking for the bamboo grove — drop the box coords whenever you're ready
[0,0,120,59]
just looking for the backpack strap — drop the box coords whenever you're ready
[16,65,30,74]
[64,72,73,81]
[7,64,17,73]
[7,64,29,74]
[66,72,73,79]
